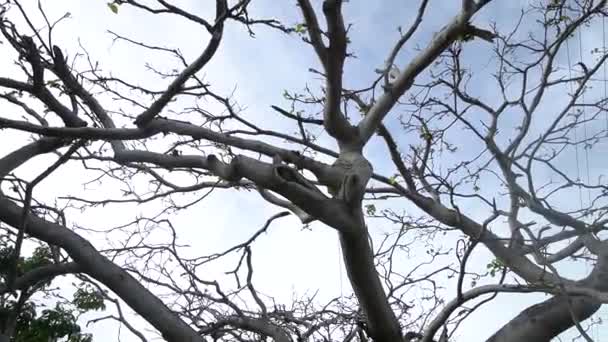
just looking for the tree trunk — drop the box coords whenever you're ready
[339,225,403,342]
[487,295,600,342]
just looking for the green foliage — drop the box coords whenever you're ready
[69,334,93,342]
[419,129,433,141]
[0,246,53,283]
[73,284,106,311]
[22,246,53,273]
[0,247,102,341]
[12,304,91,342]
[1,296,97,342]
[107,2,119,14]
[486,258,504,277]
[0,301,36,328]
[388,175,398,185]
[365,204,376,216]
[294,23,307,34]
[0,246,14,274]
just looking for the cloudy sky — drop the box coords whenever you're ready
[1,0,608,341]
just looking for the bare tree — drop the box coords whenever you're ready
[1,0,608,341]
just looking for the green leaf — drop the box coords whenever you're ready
[107,2,119,14]
[14,304,81,342]
[388,175,398,185]
[73,284,106,311]
[365,204,376,216]
[69,334,93,342]
[294,23,307,34]
[486,258,504,277]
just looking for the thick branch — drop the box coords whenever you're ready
[50,46,125,151]
[258,188,313,223]
[357,0,492,144]
[0,262,80,294]
[209,316,290,342]
[133,1,227,126]
[0,116,343,187]
[0,137,67,178]
[19,36,87,127]
[487,295,599,342]
[403,191,563,285]
[339,228,402,342]
[297,0,358,145]
[0,196,204,342]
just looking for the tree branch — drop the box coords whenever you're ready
[0,196,204,342]
[357,0,493,144]
[133,0,227,126]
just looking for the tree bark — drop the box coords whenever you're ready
[487,295,600,342]
[0,197,203,342]
[339,224,403,342]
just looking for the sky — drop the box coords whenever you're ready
[1,0,608,341]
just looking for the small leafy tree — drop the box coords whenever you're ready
[0,245,103,342]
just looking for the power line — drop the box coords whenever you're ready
[567,11,599,339]
[577,27,592,208]
[604,14,608,132]
[565,38,584,210]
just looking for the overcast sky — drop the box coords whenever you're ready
[1,0,608,341]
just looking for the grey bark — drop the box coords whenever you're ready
[487,295,600,342]
[339,227,403,341]
[0,197,203,342]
